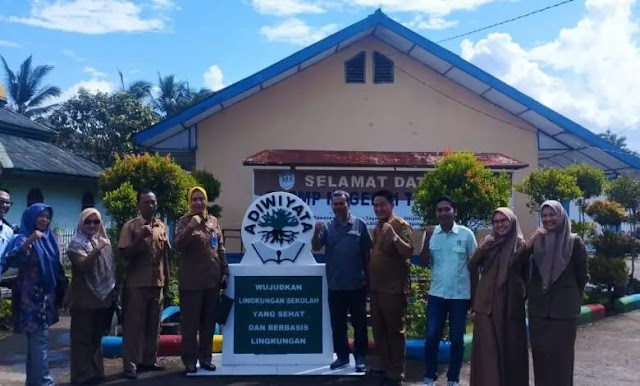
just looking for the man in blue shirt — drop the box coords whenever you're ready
[0,188,15,273]
[312,190,371,373]
[419,197,477,386]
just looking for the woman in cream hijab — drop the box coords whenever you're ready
[522,200,588,386]
[175,187,228,374]
[67,208,116,385]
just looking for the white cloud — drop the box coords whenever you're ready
[203,65,224,91]
[62,49,86,62]
[83,66,107,78]
[260,18,339,45]
[460,0,640,149]
[250,0,325,16]
[0,40,21,48]
[405,14,458,30]
[348,0,497,15]
[48,78,114,106]
[7,0,172,34]
[151,0,178,10]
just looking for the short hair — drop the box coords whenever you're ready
[137,188,155,202]
[331,190,350,204]
[0,188,9,195]
[373,189,394,204]
[436,196,457,210]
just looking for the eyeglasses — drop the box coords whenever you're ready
[83,219,101,226]
[0,200,12,206]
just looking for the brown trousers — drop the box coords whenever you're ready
[70,308,110,383]
[180,288,219,367]
[530,317,578,386]
[370,291,408,381]
[122,287,163,371]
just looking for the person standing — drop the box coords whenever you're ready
[522,200,588,386]
[68,208,117,385]
[118,188,170,379]
[312,190,371,373]
[174,187,228,374]
[369,189,414,386]
[3,203,69,386]
[420,197,476,386]
[0,188,15,269]
[468,208,529,386]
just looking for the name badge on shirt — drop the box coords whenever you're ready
[210,234,218,249]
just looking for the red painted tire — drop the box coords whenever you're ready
[587,304,606,321]
[157,335,182,357]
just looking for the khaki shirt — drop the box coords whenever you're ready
[370,215,414,295]
[174,214,228,291]
[118,216,170,288]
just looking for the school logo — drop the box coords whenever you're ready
[278,171,295,191]
[241,192,314,264]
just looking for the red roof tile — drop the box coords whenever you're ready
[243,150,528,169]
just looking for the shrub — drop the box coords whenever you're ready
[586,200,627,227]
[407,264,430,339]
[571,220,597,244]
[588,256,628,289]
[591,230,637,259]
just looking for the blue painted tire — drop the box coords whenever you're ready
[102,336,123,358]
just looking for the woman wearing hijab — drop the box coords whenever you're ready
[3,203,69,386]
[67,208,116,385]
[522,200,588,386]
[174,187,228,374]
[468,208,529,386]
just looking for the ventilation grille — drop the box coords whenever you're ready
[374,52,394,84]
[345,52,366,83]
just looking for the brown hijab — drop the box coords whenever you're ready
[533,200,575,292]
[485,208,524,288]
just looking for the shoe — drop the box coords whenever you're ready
[122,369,137,380]
[329,357,349,370]
[200,362,216,371]
[138,363,165,372]
[355,356,366,373]
[367,367,385,375]
[185,364,197,374]
[447,382,459,386]
[423,377,436,386]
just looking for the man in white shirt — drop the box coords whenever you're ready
[0,188,15,273]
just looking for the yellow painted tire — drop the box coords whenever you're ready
[212,335,223,352]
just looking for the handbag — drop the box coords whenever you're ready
[214,293,234,325]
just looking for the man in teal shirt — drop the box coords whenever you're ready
[419,197,476,386]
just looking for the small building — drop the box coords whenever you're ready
[0,84,105,230]
[133,10,640,249]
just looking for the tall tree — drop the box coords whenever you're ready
[599,129,629,150]
[49,89,159,167]
[118,70,151,100]
[150,73,190,117]
[0,55,61,118]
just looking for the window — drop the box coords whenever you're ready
[344,52,366,83]
[373,51,394,84]
[81,192,95,210]
[26,188,44,207]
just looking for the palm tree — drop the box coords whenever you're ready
[117,69,151,100]
[150,73,191,117]
[1,55,61,118]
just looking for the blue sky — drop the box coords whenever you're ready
[1,1,640,149]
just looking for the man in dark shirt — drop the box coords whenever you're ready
[312,190,371,372]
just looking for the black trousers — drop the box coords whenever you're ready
[328,287,368,360]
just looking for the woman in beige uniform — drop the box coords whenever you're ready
[175,187,228,374]
[68,208,116,385]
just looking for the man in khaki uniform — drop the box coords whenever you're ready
[369,189,414,386]
[118,188,170,379]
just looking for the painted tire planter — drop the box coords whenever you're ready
[613,296,637,313]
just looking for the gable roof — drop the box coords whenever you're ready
[0,106,57,140]
[133,10,640,178]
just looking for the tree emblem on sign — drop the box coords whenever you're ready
[258,208,300,246]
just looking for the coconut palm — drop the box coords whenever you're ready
[0,55,61,118]
[117,69,152,100]
[150,73,191,117]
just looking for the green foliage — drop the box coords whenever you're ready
[50,89,159,167]
[190,169,223,217]
[103,182,138,230]
[565,164,605,199]
[586,200,627,226]
[515,168,582,213]
[407,264,431,339]
[591,230,637,258]
[1,55,61,117]
[571,220,597,243]
[606,175,640,215]
[0,298,11,330]
[588,256,628,288]
[413,152,512,230]
[99,153,197,222]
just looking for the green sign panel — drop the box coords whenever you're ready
[234,276,323,354]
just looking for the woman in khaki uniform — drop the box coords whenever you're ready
[521,200,588,386]
[468,208,529,386]
[67,208,116,385]
[175,187,228,374]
